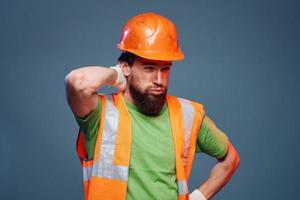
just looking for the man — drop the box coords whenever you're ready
[65,12,239,200]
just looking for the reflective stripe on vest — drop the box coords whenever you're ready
[178,98,196,167]
[177,179,189,196]
[91,95,128,181]
[83,165,92,181]
[177,98,198,196]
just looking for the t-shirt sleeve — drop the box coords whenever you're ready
[74,97,102,158]
[195,115,229,159]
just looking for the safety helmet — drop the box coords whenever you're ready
[117,12,184,61]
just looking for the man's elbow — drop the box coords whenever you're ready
[65,70,95,97]
[65,70,84,91]
[221,142,240,172]
[230,143,240,170]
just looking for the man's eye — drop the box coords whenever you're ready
[144,66,154,70]
[162,67,171,72]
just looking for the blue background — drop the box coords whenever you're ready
[1,0,299,199]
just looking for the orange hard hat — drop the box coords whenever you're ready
[117,12,184,61]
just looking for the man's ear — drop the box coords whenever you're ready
[119,61,131,77]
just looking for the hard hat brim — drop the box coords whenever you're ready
[118,46,185,61]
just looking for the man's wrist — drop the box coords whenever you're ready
[109,64,121,85]
[109,64,127,91]
[189,189,207,200]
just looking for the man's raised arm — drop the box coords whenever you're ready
[64,66,125,117]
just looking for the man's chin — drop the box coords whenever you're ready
[135,94,165,115]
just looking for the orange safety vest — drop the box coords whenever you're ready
[76,93,205,200]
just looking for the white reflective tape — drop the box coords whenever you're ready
[100,96,119,162]
[178,98,195,166]
[92,162,128,181]
[178,180,189,195]
[83,166,92,181]
[91,95,128,181]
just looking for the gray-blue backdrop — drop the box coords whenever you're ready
[1,0,299,199]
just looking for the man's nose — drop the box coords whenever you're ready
[153,70,163,85]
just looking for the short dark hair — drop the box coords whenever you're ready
[118,52,137,66]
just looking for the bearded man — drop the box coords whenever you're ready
[65,12,239,200]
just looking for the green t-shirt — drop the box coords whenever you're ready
[75,95,228,200]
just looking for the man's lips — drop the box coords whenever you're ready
[149,88,165,95]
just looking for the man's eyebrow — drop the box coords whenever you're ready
[142,61,172,66]
[142,61,157,65]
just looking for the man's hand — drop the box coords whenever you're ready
[110,64,127,91]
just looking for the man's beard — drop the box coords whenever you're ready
[129,80,167,116]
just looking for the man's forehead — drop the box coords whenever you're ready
[135,57,172,66]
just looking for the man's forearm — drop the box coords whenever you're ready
[197,143,240,199]
[66,66,117,95]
